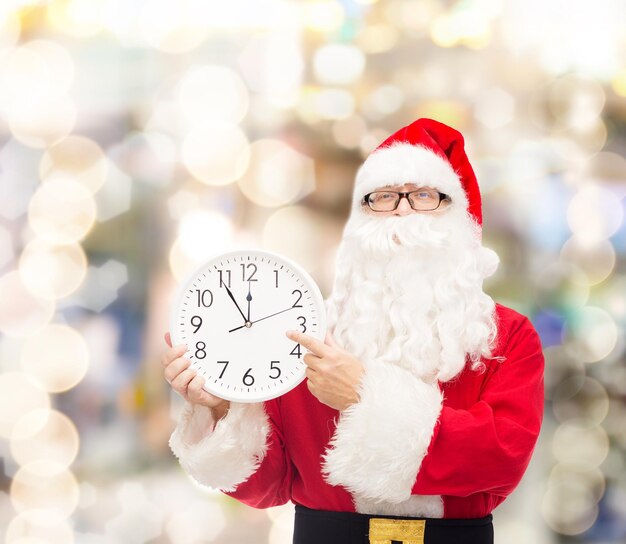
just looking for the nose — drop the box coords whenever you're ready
[393,195,413,216]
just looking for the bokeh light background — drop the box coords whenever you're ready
[1,0,625,542]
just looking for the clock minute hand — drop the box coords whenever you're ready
[228,306,295,333]
[224,285,248,324]
[251,306,296,325]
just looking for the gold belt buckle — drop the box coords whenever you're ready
[368,517,426,544]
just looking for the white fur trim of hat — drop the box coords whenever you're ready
[352,142,469,214]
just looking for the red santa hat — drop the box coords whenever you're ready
[354,117,482,228]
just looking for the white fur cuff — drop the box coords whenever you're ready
[169,401,271,492]
[321,362,443,503]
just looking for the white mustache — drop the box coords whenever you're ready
[345,213,452,256]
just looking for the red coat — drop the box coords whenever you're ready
[170,303,544,519]
[219,304,544,518]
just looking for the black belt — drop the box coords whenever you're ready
[293,504,493,544]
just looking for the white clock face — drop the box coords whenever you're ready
[169,249,327,403]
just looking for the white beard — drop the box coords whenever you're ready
[325,205,501,383]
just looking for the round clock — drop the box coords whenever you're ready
[169,249,327,403]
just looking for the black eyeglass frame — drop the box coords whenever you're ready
[361,190,451,212]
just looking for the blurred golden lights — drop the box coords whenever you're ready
[181,123,250,186]
[313,44,366,86]
[177,65,249,126]
[18,239,87,300]
[0,7,21,49]
[28,177,97,244]
[355,24,398,54]
[542,481,599,535]
[560,236,616,286]
[0,40,74,111]
[567,184,623,244]
[139,0,208,53]
[170,210,235,280]
[47,0,104,38]
[20,324,89,392]
[40,135,108,195]
[301,1,345,33]
[178,210,234,261]
[552,376,610,425]
[332,115,368,149]
[533,262,590,310]
[267,503,296,544]
[430,10,493,49]
[0,372,50,439]
[0,40,76,147]
[0,271,55,337]
[164,500,226,543]
[548,76,606,130]
[10,409,80,468]
[263,205,332,277]
[549,464,606,503]
[6,514,74,544]
[612,67,626,97]
[363,85,405,120]
[8,95,76,148]
[237,139,315,207]
[562,306,619,363]
[552,419,610,467]
[314,89,355,120]
[10,461,80,524]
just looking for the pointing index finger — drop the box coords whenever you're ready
[286,330,332,358]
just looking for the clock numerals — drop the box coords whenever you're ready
[292,289,303,308]
[270,360,281,379]
[243,368,255,386]
[191,315,202,333]
[297,316,306,333]
[217,360,229,379]
[212,361,282,383]
[195,341,207,359]
[218,270,231,289]
[290,343,302,359]
[273,269,279,288]
[195,289,213,308]
[241,263,258,282]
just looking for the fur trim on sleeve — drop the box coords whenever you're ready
[169,401,270,492]
[321,361,443,503]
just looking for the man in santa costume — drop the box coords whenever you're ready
[163,118,545,544]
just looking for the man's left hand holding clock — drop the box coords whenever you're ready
[162,331,230,428]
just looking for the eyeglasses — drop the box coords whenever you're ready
[362,188,450,212]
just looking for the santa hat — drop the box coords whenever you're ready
[353,118,482,228]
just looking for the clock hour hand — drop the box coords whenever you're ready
[224,285,248,324]
[246,282,252,322]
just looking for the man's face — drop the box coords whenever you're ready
[361,183,451,217]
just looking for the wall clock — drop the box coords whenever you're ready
[169,249,327,402]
